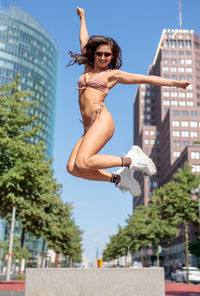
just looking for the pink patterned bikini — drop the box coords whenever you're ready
[75,70,110,132]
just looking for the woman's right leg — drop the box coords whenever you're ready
[67,136,112,182]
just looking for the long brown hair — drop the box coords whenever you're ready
[67,35,122,69]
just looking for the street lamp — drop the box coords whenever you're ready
[191,184,200,237]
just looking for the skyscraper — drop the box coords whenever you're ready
[134,28,200,208]
[0,4,58,158]
[0,3,58,261]
[133,28,200,266]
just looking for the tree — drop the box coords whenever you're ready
[126,205,178,266]
[151,162,200,281]
[0,76,83,267]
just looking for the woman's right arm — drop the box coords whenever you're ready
[77,7,89,54]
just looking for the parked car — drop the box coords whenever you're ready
[170,269,182,281]
[171,267,200,283]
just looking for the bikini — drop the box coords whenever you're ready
[75,70,110,132]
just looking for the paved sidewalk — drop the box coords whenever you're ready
[0,292,24,296]
[165,282,200,296]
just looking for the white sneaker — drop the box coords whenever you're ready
[125,145,157,176]
[115,167,141,196]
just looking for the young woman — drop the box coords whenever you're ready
[66,7,190,196]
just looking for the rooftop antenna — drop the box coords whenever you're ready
[179,0,182,30]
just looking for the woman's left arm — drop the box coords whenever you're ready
[110,70,191,89]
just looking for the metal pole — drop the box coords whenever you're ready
[6,206,16,281]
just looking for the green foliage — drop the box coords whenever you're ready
[0,237,30,263]
[103,162,200,263]
[0,76,83,263]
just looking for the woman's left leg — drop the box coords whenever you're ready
[67,135,113,182]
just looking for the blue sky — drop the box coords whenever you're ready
[13,0,200,264]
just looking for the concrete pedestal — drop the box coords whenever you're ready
[25,268,165,296]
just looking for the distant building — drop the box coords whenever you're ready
[0,3,58,263]
[0,5,58,158]
[133,29,200,266]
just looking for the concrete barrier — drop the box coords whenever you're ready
[25,267,165,296]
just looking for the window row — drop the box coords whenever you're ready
[163,50,191,56]
[144,130,155,136]
[192,165,200,173]
[163,67,192,73]
[163,92,193,98]
[163,58,192,64]
[144,139,160,145]
[172,110,198,117]
[172,121,199,127]
[164,39,191,48]
[163,100,194,107]
[173,140,190,147]
[172,131,199,137]
[191,151,200,159]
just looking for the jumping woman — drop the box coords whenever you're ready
[66,7,190,196]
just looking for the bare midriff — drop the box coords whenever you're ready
[79,87,106,126]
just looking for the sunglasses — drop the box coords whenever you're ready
[95,51,113,57]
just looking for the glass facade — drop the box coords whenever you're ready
[0,5,58,158]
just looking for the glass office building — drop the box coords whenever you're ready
[0,5,58,158]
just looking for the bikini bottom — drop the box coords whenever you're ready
[80,102,104,134]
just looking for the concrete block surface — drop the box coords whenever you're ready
[25,267,165,296]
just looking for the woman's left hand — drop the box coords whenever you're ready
[176,80,191,89]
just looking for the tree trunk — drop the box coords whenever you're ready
[40,239,45,268]
[19,226,26,275]
[185,223,189,284]
[54,252,59,268]
[156,246,160,267]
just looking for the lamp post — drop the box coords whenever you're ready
[191,184,200,236]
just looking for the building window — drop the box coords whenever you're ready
[179,92,186,98]
[190,121,198,127]
[179,101,186,106]
[191,152,200,159]
[170,67,177,72]
[150,130,155,136]
[186,93,193,98]
[150,139,155,145]
[171,50,176,55]
[173,141,180,147]
[153,182,158,188]
[171,75,177,79]
[163,50,169,55]
[163,66,169,72]
[173,110,179,116]
[144,130,149,135]
[179,50,184,55]
[172,121,180,127]
[171,92,177,97]
[186,67,192,73]
[186,51,191,55]
[144,139,149,144]
[171,58,176,64]
[178,67,184,72]
[185,59,192,64]
[163,100,170,105]
[181,131,189,137]
[173,151,181,158]
[182,111,188,116]
[183,141,189,146]
[181,121,189,127]
[173,130,180,137]
[191,131,198,138]
[171,100,178,106]
[187,101,193,106]
[179,58,185,64]
[192,165,200,173]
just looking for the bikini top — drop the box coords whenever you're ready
[75,70,110,95]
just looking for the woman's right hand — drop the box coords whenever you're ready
[77,7,85,19]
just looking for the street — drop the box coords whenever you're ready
[0,280,199,296]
